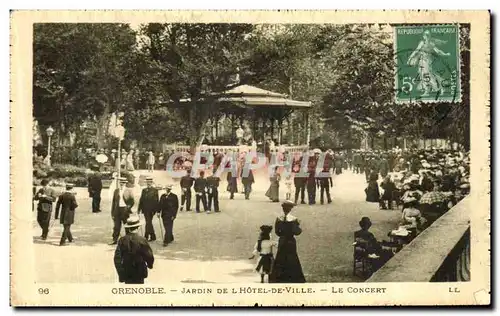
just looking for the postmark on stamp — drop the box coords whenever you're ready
[394,24,461,103]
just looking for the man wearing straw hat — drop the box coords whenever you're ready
[137,176,159,242]
[113,214,154,284]
[34,178,58,240]
[55,183,78,246]
[110,177,135,245]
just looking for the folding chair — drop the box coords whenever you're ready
[352,237,374,278]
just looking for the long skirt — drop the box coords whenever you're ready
[269,237,306,283]
[265,184,279,202]
[365,181,380,202]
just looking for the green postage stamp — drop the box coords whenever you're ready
[394,25,461,103]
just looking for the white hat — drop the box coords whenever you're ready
[403,197,417,204]
[123,214,143,228]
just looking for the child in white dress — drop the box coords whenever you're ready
[249,225,278,283]
[284,174,293,200]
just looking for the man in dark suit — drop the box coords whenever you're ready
[55,183,78,246]
[293,167,306,205]
[353,151,362,174]
[158,184,179,246]
[34,179,58,240]
[88,166,103,213]
[206,172,220,212]
[114,214,154,284]
[241,168,254,200]
[194,171,208,213]
[137,176,159,241]
[180,170,194,212]
[306,171,317,205]
[110,177,135,245]
[318,169,333,204]
[226,170,238,200]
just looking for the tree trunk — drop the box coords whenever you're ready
[96,103,111,149]
[287,76,293,97]
[383,136,388,150]
[188,103,209,154]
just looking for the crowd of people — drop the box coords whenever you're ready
[351,147,470,277]
[33,143,470,283]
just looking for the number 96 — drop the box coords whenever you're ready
[38,288,49,294]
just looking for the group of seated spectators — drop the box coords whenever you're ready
[355,147,470,277]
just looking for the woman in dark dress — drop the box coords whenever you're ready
[365,168,380,202]
[265,166,280,202]
[269,200,306,283]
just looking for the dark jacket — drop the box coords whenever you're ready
[159,192,179,218]
[114,233,154,283]
[180,175,194,189]
[354,229,381,254]
[353,154,362,165]
[381,180,396,200]
[88,173,103,195]
[34,187,57,213]
[111,188,135,219]
[194,177,208,193]
[207,175,220,189]
[55,191,78,225]
[241,169,254,185]
[138,187,159,215]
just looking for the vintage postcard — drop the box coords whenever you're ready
[10,10,490,306]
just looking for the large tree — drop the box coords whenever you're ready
[33,23,141,148]
[139,23,258,151]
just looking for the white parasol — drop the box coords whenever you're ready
[96,153,108,163]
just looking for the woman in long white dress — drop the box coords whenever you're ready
[126,150,135,171]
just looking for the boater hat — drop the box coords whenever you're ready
[145,176,154,182]
[119,177,128,183]
[123,214,143,228]
[403,197,417,204]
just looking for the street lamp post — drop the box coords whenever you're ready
[45,126,54,166]
[114,125,125,187]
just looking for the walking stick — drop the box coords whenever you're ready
[157,214,164,240]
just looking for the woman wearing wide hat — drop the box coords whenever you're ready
[269,200,306,283]
[113,214,155,284]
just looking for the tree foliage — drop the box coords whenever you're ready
[33,23,140,147]
[33,23,471,152]
[138,23,257,150]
